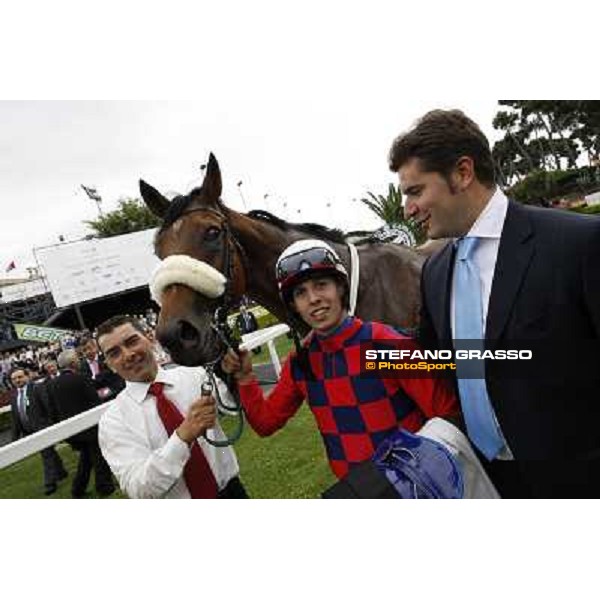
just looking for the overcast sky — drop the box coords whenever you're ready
[0,98,500,274]
[1,1,590,278]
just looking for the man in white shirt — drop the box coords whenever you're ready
[96,315,247,499]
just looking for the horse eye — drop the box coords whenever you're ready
[204,226,221,242]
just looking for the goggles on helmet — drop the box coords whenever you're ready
[276,247,345,291]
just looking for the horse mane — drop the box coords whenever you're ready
[247,210,347,244]
[156,191,348,245]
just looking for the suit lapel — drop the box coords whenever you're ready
[486,200,534,343]
[428,241,456,341]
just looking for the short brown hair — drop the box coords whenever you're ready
[388,109,495,187]
[96,315,147,344]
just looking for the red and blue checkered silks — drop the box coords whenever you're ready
[238,317,459,479]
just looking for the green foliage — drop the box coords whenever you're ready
[85,198,162,238]
[359,183,426,244]
[360,183,404,224]
[508,166,600,204]
[569,204,600,215]
[492,101,600,190]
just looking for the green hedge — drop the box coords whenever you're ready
[569,204,600,215]
[508,167,600,205]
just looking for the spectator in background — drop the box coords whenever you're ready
[0,353,12,390]
[8,367,67,495]
[42,360,59,380]
[78,336,125,401]
[236,301,261,356]
[46,350,115,498]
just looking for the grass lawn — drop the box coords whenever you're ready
[0,337,336,499]
[0,406,335,499]
[0,442,126,499]
[247,334,294,367]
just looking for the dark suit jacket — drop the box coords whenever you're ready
[9,382,49,440]
[45,369,103,445]
[236,311,258,335]
[419,200,600,460]
[79,356,125,401]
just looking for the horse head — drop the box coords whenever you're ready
[140,153,247,366]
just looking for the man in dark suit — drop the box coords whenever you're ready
[235,302,262,355]
[8,367,67,495]
[388,109,600,498]
[78,336,125,401]
[47,349,115,498]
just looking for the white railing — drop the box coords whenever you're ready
[0,324,290,470]
[0,403,109,469]
[241,323,290,377]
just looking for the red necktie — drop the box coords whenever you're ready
[149,382,218,499]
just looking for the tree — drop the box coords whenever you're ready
[360,183,404,224]
[85,198,162,238]
[359,183,426,244]
[492,101,600,203]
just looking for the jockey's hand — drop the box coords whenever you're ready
[176,394,217,444]
[221,348,255,383]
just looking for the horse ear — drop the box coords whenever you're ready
[201,153,222,203]
[139,179,170,218]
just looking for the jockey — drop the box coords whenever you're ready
[222,239,459,481]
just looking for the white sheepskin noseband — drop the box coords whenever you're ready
[150,255,227,306]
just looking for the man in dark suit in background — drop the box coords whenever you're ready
[8,367,67,495]
[78,336,125,401]
[388,109,600,498]
[47,350,115,498]
[235,302,262,355]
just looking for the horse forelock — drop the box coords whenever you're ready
[158,194,194,233]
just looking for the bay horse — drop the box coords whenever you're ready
[140,154,443,366]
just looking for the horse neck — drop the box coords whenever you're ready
[226,210,294,321]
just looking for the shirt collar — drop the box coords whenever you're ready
[126,366,176,404]
[465,186,508,240]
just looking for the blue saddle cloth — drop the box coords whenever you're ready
[372,429,464,499]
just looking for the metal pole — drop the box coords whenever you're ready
[237,181,248,210]
[74,304,86,329]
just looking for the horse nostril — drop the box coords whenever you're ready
[177,320,200,347]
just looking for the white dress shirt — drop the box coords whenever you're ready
[87,358,100,378]
[450,186,514,460]
[450,186,508,337]
[99,365,239,499]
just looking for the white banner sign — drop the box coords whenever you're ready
[36,229,160,308]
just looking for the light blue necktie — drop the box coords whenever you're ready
[454,237,504,460]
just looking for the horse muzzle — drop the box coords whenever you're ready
[157,316,223,366]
